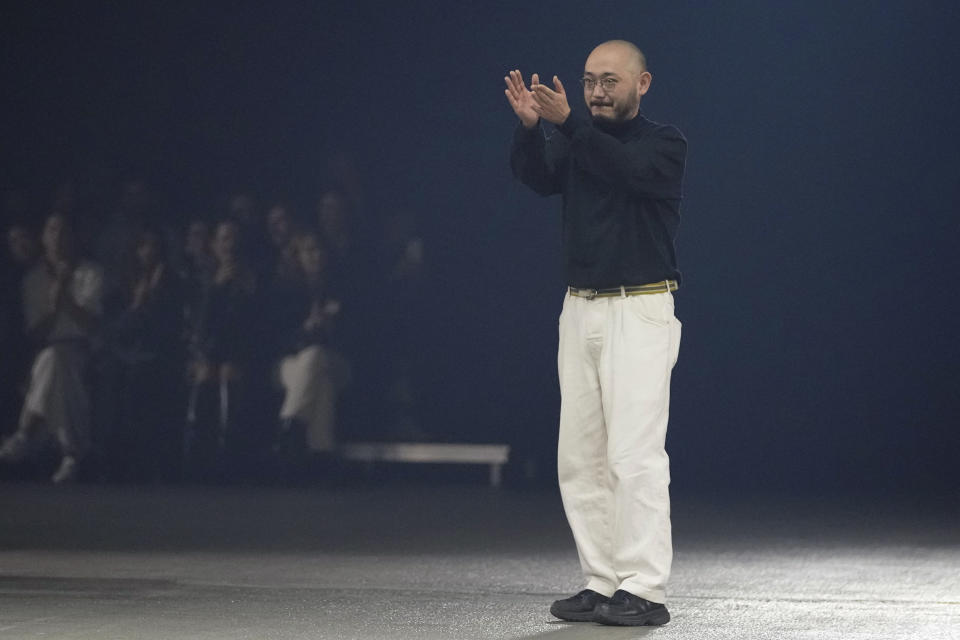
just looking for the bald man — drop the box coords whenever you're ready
[505,40,686,626]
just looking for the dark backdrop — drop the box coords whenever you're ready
[2,1,958,494]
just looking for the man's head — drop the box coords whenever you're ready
[583,40,651,123]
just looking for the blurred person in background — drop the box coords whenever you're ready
[6,224,39,268]
[179,218,214,343]
[105,226,185,482]
[0,214,104,483]
[377,208,429,440]
[95,180,160,306]
[270,230,350,472]
[180,218,214,285]
[265,201,299,282]
[183,218,265,480]
[315,188,378,438]
[227,191,270,278]
[316,189,354,273]
[1,221,40,442]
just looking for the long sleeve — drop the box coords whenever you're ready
[510,123,565,197]
[557,115,686,200]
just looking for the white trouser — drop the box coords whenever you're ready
[278,345,351,452]
[19,343,91,459]
[557,289,681,604]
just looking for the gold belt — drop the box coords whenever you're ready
[568,280,678,300]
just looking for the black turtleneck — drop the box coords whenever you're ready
[511,112,687,289]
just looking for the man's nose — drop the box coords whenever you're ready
[591,84,606,98]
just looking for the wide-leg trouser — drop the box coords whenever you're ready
[278,345,351,452]
[557,290,681,604]
[21,343,91,459]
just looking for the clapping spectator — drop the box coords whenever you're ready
[0,214,103,483]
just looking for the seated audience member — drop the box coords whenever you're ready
[179,218,214,342]
[107,226,185,482]
[265,201,298,281]
[271,231,351,460]
[315,189,378,436]
[95,179,159,306]
[0,214,103,483]
[1,222,40,440]
[184,219,263,478]
[316,189,355,274]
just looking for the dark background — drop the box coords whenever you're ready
[2,1,958,495]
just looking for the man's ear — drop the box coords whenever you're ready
[638,71,652,98]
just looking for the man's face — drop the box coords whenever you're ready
[583,44,649,123]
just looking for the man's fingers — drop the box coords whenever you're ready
[531,72,540,88]
[507,71,527,100]
[505,89,524,113]
[553,75,565,95]
[533,84,558,99]
[505,76,520,101]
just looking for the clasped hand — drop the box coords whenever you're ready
[503,70,570,127]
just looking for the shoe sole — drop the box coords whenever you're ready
[549,606,600,623]
[594,608,670,626]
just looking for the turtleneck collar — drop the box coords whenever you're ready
[592,111,646,139]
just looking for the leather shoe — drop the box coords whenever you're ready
[549,589,610,622]
[593,589,670,626]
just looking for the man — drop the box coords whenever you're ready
[0,214,103,483]
[505,40,686,626]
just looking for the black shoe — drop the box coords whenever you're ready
[593,589,670,626]
[549,589,610,622]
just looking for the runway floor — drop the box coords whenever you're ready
[0,481,957,639]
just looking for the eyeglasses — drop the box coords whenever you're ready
[580,77,619,92]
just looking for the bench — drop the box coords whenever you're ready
[338,442,511,487]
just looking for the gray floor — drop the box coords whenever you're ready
[0,482,957,639]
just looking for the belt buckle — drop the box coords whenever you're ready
[584,288,598,300]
